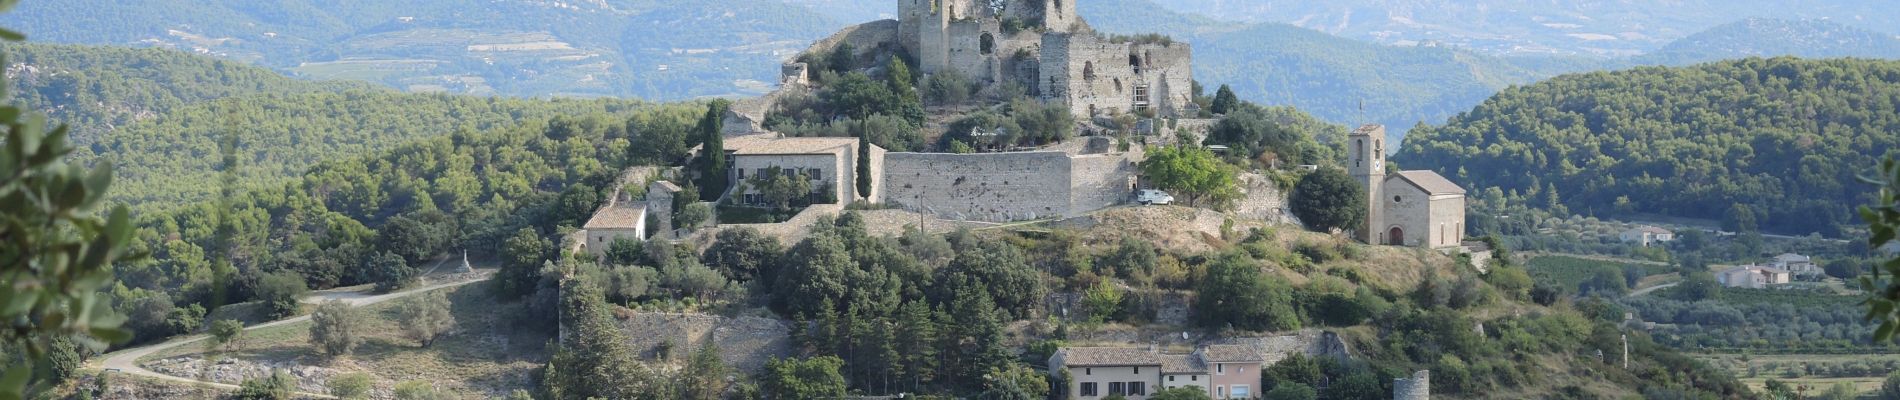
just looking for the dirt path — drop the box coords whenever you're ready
[1627,281,1680,298]
[92,272,489,398]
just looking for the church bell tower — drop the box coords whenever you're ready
[1349,124,1386,244]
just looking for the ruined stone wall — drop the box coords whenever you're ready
[1039,33,1194,118]
[1393,370,1430,400]
[620,312,793,373]
[880,151,1074,221]
[1134,43,1194,116]
[646,183,675,239]
[1067,151,1141,217]
[879,150,1139,222]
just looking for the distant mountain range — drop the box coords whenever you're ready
[1637,18,1900,65]
[5,0,1900,145]
[0,0,840,100]
[1142,0,1900,58]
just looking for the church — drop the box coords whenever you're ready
[1348,125,1467,248]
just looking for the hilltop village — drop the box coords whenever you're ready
[577,1,1480,399]
[33,0,1808,400]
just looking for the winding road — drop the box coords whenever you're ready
[92,263,488,397]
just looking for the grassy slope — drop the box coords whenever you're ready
[145,283,547,397]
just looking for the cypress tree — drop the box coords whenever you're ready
[697,99,730,200]
[856,120,873,200]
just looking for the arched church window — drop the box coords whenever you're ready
[980,33,996,55]
[1083,61,1095,80]
[1129,54,1142,74]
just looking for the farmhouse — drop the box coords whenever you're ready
[579,203,646,257]
[1716,265,1791,289]
[1348,124,1467,248]
[1771,253,1816,276]
[713,135,885,206]
[1049,345,1264,400]
[1619,226,1676,247]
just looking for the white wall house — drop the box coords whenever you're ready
[1619,226,1676,247]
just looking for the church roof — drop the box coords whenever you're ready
[583,205,646,230]
[1390,170,1466,195]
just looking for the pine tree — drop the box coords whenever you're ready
[894,301,940,391]
[1211,84,1239,114]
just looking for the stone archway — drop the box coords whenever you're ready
[1388,227,1405,246]
[980,32,996,55]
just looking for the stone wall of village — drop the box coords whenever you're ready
[879,149,1144,222]
[619,312,794,373]
[880,151,1076,221]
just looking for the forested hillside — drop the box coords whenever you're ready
[2,43,370,143]
[83,91,647,210]
[0,0,840,99]
[1638,18,1900,66]
[1397,57,1900,237]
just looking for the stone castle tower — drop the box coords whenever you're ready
[892,0,1193,119]
[1349,124,1386,243]
[899,0,1080,76]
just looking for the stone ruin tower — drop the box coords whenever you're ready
[895,0,1194,119]
[1393,370,1430,400]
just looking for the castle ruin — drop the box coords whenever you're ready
[896,0,1195,119]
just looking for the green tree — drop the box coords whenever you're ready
[1140,145,1240,209]
[396,291,455,347]
[1321,372,1385,400]
[377,210,454,265]
[1194,251,1300,331]
[762,356,847,399]
[676,201,713,230]
[677,343,730,400]
[856,134,873,200]
[365,251,413,293]
[309,300,364,358]
[254,270,308,319]
[1081,280,1123,323]
[1882,363,1900,399]
[697,100,730,199]
[981,363,1049,400]
[1264,353,1322,390]
[1264,383,1318,400]
[498,228,550,299]
[748,166,813,211]
[235,369,295,400]
[328,372,372,400]
[1290,167,1367,234]
[892,301,940,390]
[604,237,644,266]
[1210,84,1239,115]
[543,279,658,400]
[210,319,244,349]
[703,227,783,283]
[0,55,138,391]
[393,380,447,400]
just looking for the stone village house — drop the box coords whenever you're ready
[1049,345,1265,400]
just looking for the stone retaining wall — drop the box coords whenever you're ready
[878,150,1141,222]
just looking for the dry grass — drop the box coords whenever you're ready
[143,283,549,398]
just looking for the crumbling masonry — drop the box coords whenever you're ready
[896,0,1194,118]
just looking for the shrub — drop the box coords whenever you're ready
[309,300,364,358]
[328,373,372,399]
[235,370,296,400]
